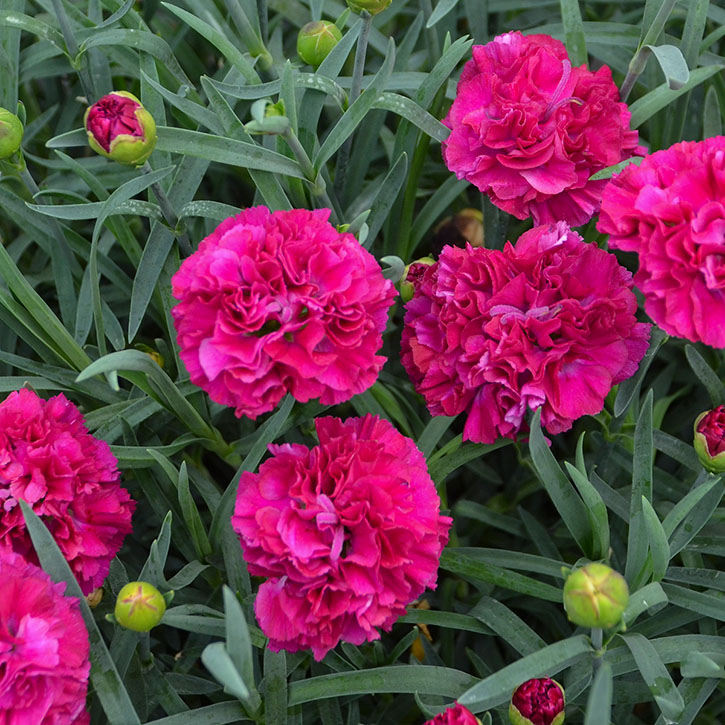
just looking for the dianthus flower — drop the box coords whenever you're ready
[598,136,725,347]
[232,415,451,661]
[0,551,90,724]
[0,389,135,594]
[402,223,650,443]
[442,31,644,227]
[171,207,396,419]
[424,703,481,724]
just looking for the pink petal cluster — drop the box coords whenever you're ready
[232,415,451,661]
[511,678,565,725]
[598,136,725,347]
[423,703,480,724]
[442,31,644,227]
[85,92,146,152]
[0,389,135,594]
[171,207,396,419]
[0,551,90,724]
[402,223,650,443]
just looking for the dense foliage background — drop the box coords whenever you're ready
[2,0,725,723]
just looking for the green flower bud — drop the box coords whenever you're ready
[84,91,157,166]
[693,406,725,473]
[346,0,392,15]
[297,21,343,68]
[0,107,23,159]
[400,256,435,303]
[114,581,167,632]
[563,563,629,629]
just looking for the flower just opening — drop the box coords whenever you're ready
[509,678,565,725]
[114,581,167,632]
[563,563,629,629]
[0,551,90,724]
[0,389,135,594]
[231,414,451,661]
[401,223,650,444]
[694,406,725,473]
[84,91,157,166]
[442,31,644,227]
[598,136,725,347]
[171,207,396,419]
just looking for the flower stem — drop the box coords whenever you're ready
[142,163,193,256]
[591,627,603,671]
[50,0,96,101]
[283,128,338,220]
[619,0,678,101]
[334,11,373,198]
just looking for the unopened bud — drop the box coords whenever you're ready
[346,0,392,15]
[694,406,725,473]
[563,563,629,629]
[297,21,342,67]
[431,208,484,255]
[509,678,565,725]
[114,581,167,632]
[0,107,23,159]
[84,91,157,166]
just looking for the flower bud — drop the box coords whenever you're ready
[297,21,343,68]
[400,257,435,303]
[509,678,565,725]
[424,703,482,725]
[0,107,23,159]
[563,563,629,629]
[84,91,157,166]
[114,581,166,632]
[346,0,392,15]
[431,208,484,255]
[694,406,725,473]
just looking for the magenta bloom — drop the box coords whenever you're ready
[0,551,90,724]
[172,207,395,419]
[442,31,644,227]
[599,136,725,347]
[0,389,135,594]
[510,678,565,725]
[424,703,480,724]
[402,223,650,443]
[232,415,451,661]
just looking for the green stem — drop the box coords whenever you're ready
[592,627,603,672]
[334,11,373,198]
[51,0,96,101]
[142,163,193,256]
[620,0,678,101]
[283,129,338,220]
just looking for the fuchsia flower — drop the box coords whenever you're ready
[84,91,156,165]
[171,207,396,419]
[232,415,451,661]
[402,223,650,443]
[0,551,90,724]
[424,703,481,724]
[442,31,644,227]
[598,136,725,347]
[0,389,135,594]
[509,678,565,725]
